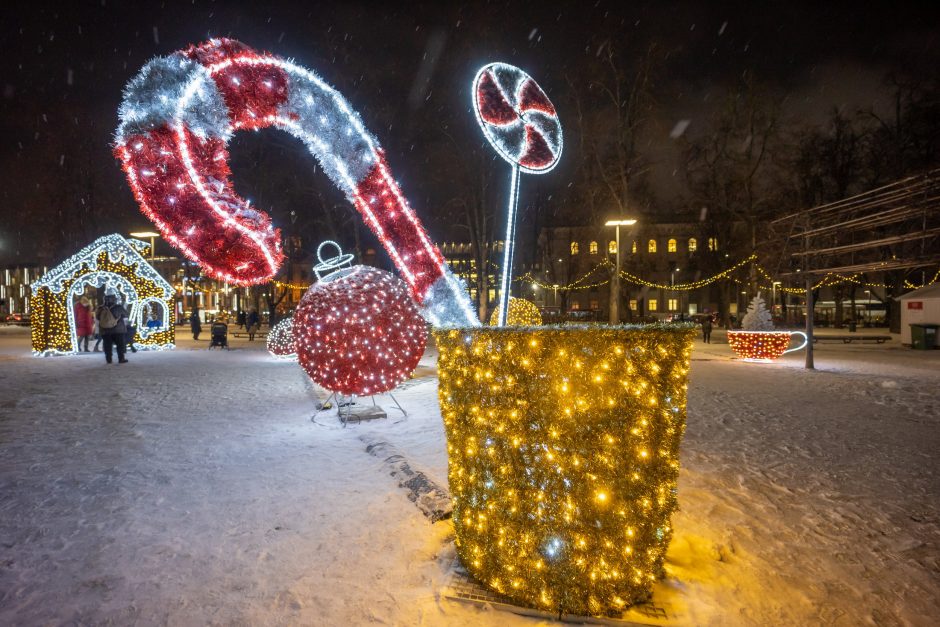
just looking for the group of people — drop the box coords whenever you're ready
[73,293,138,364]
[189,307,261,340]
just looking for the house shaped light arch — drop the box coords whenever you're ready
[30,234,176,355]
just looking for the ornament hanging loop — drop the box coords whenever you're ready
[314,240,355,281]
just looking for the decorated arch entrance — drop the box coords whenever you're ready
[30,234,175,355]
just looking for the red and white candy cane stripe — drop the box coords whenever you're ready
[115,38,477,327]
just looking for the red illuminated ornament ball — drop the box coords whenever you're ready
[294,266,427,395]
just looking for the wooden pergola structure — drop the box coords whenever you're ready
[769,169,940,367]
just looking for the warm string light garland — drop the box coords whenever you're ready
[294,265,427,395]
[619,255,757,291]
[489,297,542,326]
[115,38,476,327]
[266,317,297,360]
[522,255,938,297]
[271,279,312,291]
[519,256,757,293]
[434,325,696,616]
[904,267,940,290]
[30,235,176,355]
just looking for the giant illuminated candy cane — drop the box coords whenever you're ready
[472,62,562,326]
[115,38,477,327]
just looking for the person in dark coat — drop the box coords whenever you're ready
[237,309,246,329]
[701,315,713,343]
[246,308,260,341]
[190,309,202,340]
[96,294,129,364]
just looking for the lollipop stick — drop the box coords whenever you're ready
[497,164,521,327]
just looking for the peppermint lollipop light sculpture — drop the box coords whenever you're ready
[473,62,562,326]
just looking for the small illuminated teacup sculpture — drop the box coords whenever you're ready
[434,325,695,616]
[726,330,808,362]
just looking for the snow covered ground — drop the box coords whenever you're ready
[1,325,937,625]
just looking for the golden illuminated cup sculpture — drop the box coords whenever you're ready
[434,325,696,616]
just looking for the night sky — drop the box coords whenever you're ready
[2,1,938,265]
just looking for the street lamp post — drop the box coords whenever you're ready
[605,219,637,324]
[772,281,781,317]
[671,267,680,317]
[130,230,161,262]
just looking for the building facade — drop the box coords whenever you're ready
[533,223,740,321]
[1,264,46,318]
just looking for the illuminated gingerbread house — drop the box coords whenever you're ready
[30,234,175,355]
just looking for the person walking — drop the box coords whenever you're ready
[190,308,202,341]
[74,296,94,352]
[96,293,129,364]
[701,314,713,344]
[246,308,260,341]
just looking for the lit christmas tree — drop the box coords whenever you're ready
[741,292,774,331]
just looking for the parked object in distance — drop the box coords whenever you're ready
[6,313,30,326]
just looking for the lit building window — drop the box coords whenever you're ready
[629,299,637,311]
[667,239,677,253]
[570,242,579,255]
[648,239,657,253]
[631,241,637,254]
[648,298,658,312]
[589,241,598,255]
[589,300,599,310]
[708,237,718,251]
[668,298,678,311]
[608,240,617,254]
[571,301,580,310]
[688,238,697,252]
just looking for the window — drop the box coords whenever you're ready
[648,298,658,312]
[629,299,638,311]
[688,238,697,252]
[589,300,599,310]
[668,298,678,311]
[708,237,718,251]
[667,239,677,253]
[589,241,598,255]
[608,240,617,254]
[648,239,657,253]
[571,301,581,310]
[570,241,579,255]
[631,241,637,254]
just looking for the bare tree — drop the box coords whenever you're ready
[681,74,782,326]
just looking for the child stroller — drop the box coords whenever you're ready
[208,322,229,350]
